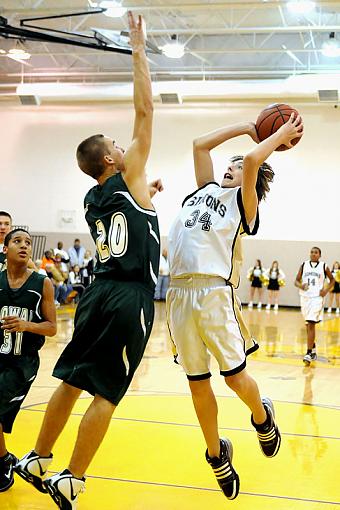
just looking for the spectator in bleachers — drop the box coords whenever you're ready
[35,259,47,276]
[82,250,94,287]
[69,264,85,300]
[54,241,70,273]
[41,250,55,272]
[68,238,86,268]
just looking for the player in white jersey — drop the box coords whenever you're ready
[167,114,303,500]
[294,247,334,364]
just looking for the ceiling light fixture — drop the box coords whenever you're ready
[322,32,340,58]
[287,1,316,14]
[162,35,185,59]
[100,1,127,18]
[7,48,31,60]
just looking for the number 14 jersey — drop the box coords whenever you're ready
[168,182,259,287]
[299,260,327,298]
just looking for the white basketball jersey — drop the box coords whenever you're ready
[299,260,326,298]
[168,183,258,287]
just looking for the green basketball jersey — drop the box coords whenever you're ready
[84,173,160,292]
[0,249,6,272]
[0,271,46,356]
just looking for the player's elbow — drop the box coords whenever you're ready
[193,138,204,150]
[243,152,261,170]
[49,323,57,337]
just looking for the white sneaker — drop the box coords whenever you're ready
[248,302,253,308]
[327,307,332,313]
[257,302,262,309]
[266,304,271,310]
[14,450,53,493]
[44,469,85,510]
[274,304,279,311]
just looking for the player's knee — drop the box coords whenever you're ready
[188,378,211,396]
[224,371,247,393]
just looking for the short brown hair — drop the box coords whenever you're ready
[76,134,107,179]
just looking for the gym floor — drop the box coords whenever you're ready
[2,303,340,510]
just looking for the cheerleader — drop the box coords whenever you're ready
[248,259,265,309]
[265,260,285,311]
[327,261,340,314]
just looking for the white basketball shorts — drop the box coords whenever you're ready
[166,275,258,380]
[300,295,323,323]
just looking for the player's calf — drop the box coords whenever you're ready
[14,449,53,493]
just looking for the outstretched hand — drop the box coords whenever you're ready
[128,11,146,52]
[148,178,164,198]
[278,113,304,148]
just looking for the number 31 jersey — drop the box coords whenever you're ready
[168,182,259,287]
[299,260,326,298]
[84,173,160,292]
[0,271,46,356]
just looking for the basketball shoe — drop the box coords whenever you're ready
[303,348,317,364]
[251,397,281,458]
[44,469,85,510]
[205,438,239,500]
[0,452,17,492]
[14,450,53,493]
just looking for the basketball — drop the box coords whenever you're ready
[256,103,302,151]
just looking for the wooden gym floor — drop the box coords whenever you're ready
[2,303,340,510]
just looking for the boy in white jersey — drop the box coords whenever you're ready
[294,247,334,364]
[167,114,303,500]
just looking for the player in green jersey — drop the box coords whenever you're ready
[0,212,12,272]
[0,229,56,492]
[15,12,162,510]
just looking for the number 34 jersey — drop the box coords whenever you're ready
[0,271,46,357]
[168,182,259,287]
[299,260,327,298]
[84,173,160,292]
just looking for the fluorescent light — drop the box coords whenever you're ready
[8,48,31,60]
[287,1,316,14]
[322,41,340,58]
[162,42,185,59]
[100,1,127,17]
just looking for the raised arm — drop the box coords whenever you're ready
[193,122,255,188]
[122,12,154,208]
[242,114,303,224]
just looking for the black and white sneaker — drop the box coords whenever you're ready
[205,438,240,500]
[252,397,281,458]
[0,452,18,492]
[14,449,53,493]
[44,469,85,510]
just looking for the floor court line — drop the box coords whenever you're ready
[20,407,340,441]
[43,471,340,506]
[21,392,340,410]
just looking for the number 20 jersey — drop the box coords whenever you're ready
[84,173,160,292]
[168,182,259,287]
